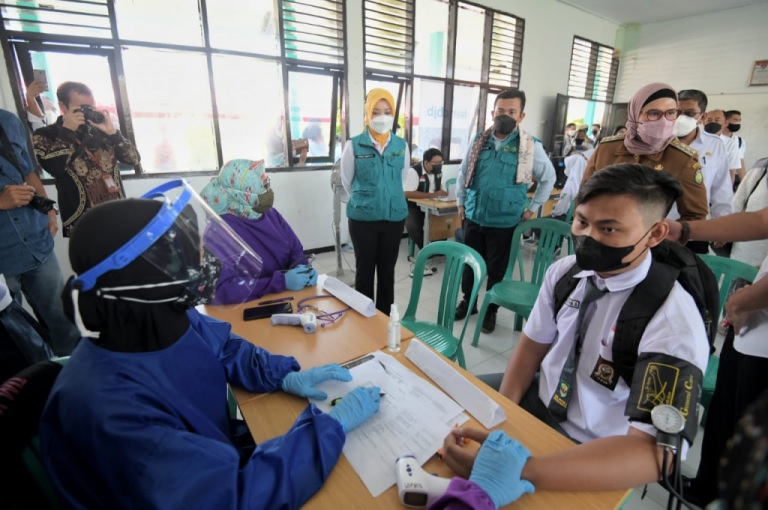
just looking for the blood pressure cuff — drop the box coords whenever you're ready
[624,352,703,444]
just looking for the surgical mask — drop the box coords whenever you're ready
[493,115,517,135]
[637,118,675,146]
[253,188,274,213]
[728,123,741,133]
[574,225,655,272]
[369,115,394,135]
[674,115,698,138]
[567,130,575,137]
[704,122,721,135]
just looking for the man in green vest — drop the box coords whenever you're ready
[455,89,556,333]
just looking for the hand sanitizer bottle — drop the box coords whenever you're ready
[387,303,401,352]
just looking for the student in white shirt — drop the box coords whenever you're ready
[442,163,709,493]
[550,148,594,219]
[724,110,746,183]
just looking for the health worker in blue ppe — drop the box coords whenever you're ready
[39,180,381,510]
[340,88,410,314]
[200,158,318,304]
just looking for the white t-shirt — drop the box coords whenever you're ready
[524,252,710,445]
[404,166,443,193]
[735,255,768,358]
[719,133,741,170]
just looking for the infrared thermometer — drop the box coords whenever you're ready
[270,312,317,333]
[396,455,451,508]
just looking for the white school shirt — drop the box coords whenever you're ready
[404,167,444,193]
[551,150,593,217]
[735,255,768,359]
[719,133,741,170]
[688,129,733,218]
[523,252,710,446]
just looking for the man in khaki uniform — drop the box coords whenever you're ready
[582,135,708,221]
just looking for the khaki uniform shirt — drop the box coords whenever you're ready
[582,135,708,221]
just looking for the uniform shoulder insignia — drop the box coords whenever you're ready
[599,134,624,143]
[670,139,698,158]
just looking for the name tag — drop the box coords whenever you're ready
[355,154,375,159]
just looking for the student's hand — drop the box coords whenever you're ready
[281,363,352,400]
[725,285,753,331]
[26,80,46,101]
[0,184,35,210]
[47,210,58,236]
[285,265,311,290]
[521,210,535,222]
[458,205,465,222]
[468,430,535,508]
[664,219,682,242]
[328,386,381,433]
[441,426,488,478]
[62,107,86,132]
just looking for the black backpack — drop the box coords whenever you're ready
[553,240,719,385]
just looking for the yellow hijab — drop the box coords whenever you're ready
[364,88,395,148]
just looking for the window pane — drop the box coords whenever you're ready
[122,47,217,173]
[565,99,606,131]
[212,55,283,165]
[207,0,279,55]
[115,0,202,46]
[2,2,111,39]
[485,91,498,130]
[454,4,485,82]
[449,84,479,160]
[412,79,444,156]
[289,72,335,165]
[414,0,448,77]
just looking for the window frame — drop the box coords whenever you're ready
[567,35,619,103]
[0,0,349,179]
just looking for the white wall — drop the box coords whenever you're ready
[615,2,768,168]
[0,0,618,274]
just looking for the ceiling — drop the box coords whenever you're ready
[556,0,768,24]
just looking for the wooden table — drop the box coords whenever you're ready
[239,339,630,509]
[202,286,414,404]
[408,198,460,248]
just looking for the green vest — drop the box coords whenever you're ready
[464,132,529,228]
[346,132,408,222]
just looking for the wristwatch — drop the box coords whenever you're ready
[652,404,685,449]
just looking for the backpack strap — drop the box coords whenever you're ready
[552,262,583,319]
[612,258,678,385]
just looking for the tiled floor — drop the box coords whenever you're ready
[311,238,710,510]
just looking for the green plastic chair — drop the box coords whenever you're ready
[472,218,573,347]
[697,254,759,423]
[408,178,459,260]
[401,241,487,368]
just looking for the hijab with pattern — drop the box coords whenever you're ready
[624,82,678,156]
[364,88,395,148]
[200,159,270,220]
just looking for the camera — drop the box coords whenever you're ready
[28,193,57,214]
[78,104,105,124]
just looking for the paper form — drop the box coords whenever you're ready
[311,351,467,497]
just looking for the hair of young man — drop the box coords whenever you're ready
[422,148,443,163]
[576,128,588,137]
[575,163,683,225]
[494,89,526,111]
[566,122,576,129]
[592,123,601,129]
[678,89,708,113]
[56,81,94,107]
[725,110,742,119]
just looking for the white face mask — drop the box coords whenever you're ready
[369,115,394,135]
[674,115,698,138]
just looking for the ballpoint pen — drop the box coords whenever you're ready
[257,296,294,306]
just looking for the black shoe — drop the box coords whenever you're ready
[481,312,497,334]
[455,300,478,320]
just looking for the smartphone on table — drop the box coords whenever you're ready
[243,301,293,321]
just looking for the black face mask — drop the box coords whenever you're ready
[575,139,584,146]
[704,122,722,134]
[728,123,741,133]
[592,129,599,136]
[493,115,517,135]
[430,163,443,173]
[574,225,655,273]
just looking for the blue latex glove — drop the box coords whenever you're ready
[281,363,352,400]
[306,268,318,286]
[328,386,381,433]
[469,430,535,509]
[285,265,311,291]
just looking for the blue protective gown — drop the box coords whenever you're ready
[40,309,346,509]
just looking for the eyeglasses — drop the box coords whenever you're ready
[642,109,679,121]
[680,110,702,118]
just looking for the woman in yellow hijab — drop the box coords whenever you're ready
[339,89,410,314]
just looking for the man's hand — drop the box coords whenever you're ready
[0,184,35,210]
[664,219,682,242]
[62,107,86,132]
[89,109,117,136]
[47,210,58,236]
[431,189,448,199]
[441,426,489,478]
[726,285,752,331]
[521,210,535,222]
[458,205,465,222]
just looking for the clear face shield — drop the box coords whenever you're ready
[71,179,262,337]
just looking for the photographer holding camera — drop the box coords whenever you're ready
[0,108,80,357]
[33,81,140,237]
